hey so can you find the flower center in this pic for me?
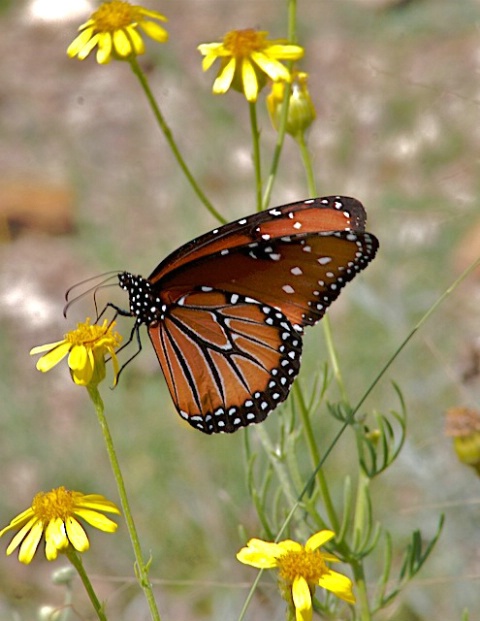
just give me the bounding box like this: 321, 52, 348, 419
65, 319, 117, 348
277, 549, 327, 585
223, 29, 267, 57
32, 487, 79, 522
92, 1, 141, 32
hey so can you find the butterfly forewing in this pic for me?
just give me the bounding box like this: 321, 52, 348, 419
156, 229, 377, 328
148, 196, 368, 283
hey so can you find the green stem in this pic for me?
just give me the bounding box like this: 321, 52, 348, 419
65, 547, 107, 621
296, 132, 348, 400
296, 131, 316, 195
249, 101, 263, 211
128, 56, 226, 224
322, 315, 348, 401
287, 0, 298, 41
293, 383, 339, 532
87, 386, 162, 621
254, 425, 299, 510
351, 559, 372, 621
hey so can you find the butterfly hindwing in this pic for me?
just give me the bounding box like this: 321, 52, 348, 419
147, 289, 302, 434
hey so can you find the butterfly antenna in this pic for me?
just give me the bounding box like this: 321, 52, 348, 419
63, 272, 120, 318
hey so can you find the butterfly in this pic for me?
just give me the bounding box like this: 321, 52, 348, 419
115, 196, 378, 434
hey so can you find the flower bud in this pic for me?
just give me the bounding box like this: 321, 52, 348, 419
266, 71, 316, 138
445, 407, 480, 475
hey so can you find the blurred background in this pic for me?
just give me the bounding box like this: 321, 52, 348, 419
1, 0, 480, 619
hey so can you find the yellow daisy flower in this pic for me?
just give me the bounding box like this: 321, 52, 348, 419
30, 318, 122, 387
0, 487, 120, 564
237, 530, 355, 621
198, 29, 304, 102
67, 1, 168, 65
266, 71, 316, 138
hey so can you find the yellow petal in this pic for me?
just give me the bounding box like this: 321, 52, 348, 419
236, 539, 283, 568
138, 8, 168, 22
292, 576, 313, 621
198, 42, 224, 56
17, 521, 44, 564
322, 552, 340, 563
76, 17, 95, 31
318, 568, 355, 604
126, 26, 145, 55
305, 530, 335, 551
45, 537, 60, 560
35, 342, 71, 372
68, 344, 87, 371
139, 20, 168, 43
251, 52, 291, 82
45, 518, 68, 551
96, 33, 113, 64
277, 539, 303, 552
241, 58, 259, 102
76, 32, 100, 60
201, 52, 219, 71
0, 507, 35, 536
76, 495, 121, 514
65, 517, 89, 552
112, 28, 133, 57
73, 508, 118, 532
213, 57, 236, 94
110, 351, 120, 386
5, 517, 38, 554
66, 27, 95, 57
265, 44, 304, 60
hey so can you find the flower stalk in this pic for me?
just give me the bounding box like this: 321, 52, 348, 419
87, 385, 162, 621
66, 547, 108, 621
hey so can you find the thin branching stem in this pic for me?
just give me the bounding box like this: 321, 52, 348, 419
129, 56, 226, 224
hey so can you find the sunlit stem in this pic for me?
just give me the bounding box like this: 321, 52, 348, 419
128, 56, 226, 224
65, 547, 107, 621
249, 101, 263, 211
262, 80, 291, 210
87, 386, 162, 621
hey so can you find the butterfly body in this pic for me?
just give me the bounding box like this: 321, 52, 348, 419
119, 196, 379, 434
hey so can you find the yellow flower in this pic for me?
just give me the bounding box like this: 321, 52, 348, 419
67, 1, 168, 65
30, 318, 122, 387
237, 530, 355, 621
266, 71, 316, 138
198, 29, 304, 102
0, 487, 120, 564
